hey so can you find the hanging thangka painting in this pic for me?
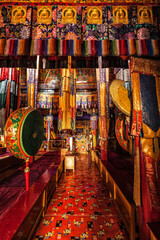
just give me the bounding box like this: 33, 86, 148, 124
82, 6, 108, 41
31, 6, 57, 56
0, 6, 6, 55
4, 6, 32, 56
57, 6, 81, 40
135, 6, 158, 39
108, 6, 159, 56
108, 6, 136, 55
39, 69, 60, 90
56, 6, 82, 56
135, 6, 159, 56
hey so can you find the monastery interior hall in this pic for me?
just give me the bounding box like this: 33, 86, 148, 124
0, 0, 160, 240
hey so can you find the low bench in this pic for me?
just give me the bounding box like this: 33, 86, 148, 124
0, 152, 65, 240
91, 150, 138, 240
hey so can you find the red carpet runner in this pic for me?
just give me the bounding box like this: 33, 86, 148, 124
34, 154, 129, 240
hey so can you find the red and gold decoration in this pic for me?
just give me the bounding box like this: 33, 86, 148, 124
31, 5, 57, 56
4, 5, 32, 56
0, 3, 159, 57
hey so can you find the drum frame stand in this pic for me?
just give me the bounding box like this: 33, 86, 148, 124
24, 158, 30, 191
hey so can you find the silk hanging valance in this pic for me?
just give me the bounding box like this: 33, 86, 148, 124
0, 4, 160, 57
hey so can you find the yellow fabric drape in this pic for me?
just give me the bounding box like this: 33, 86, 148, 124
58, 66, 76, 131
131, 72, 142, 207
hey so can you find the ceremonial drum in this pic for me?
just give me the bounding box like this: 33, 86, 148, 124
4, 107, 44, 159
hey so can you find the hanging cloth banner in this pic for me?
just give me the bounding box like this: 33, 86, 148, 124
0, 4, 159, 57
31, 6, 57, 56
96, 57, 109, 160
0, 6, 6, 55
4, 6, 32, 56
82, 6, 109, 57
58, 68, 76, 131
57, 6, 82, 56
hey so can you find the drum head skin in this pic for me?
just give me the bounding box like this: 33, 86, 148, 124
5, 107, 44, 159
21, 110, 44, 156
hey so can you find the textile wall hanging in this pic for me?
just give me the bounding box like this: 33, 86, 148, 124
0, 6, 6, 55
108, 6, 136, 56
135, 6, 160, 56
0, 4, 159, 57
0, 68, 20, 130
4, 6, 32, 56
57, 6, 82, 56
58, 68, 76, 131
82, 6, 109, 56
27, 68, 38, 108
96, 57, 110, 160
30, 6, 57, 56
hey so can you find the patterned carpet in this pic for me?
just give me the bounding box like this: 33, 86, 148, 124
34, 154, 129, 240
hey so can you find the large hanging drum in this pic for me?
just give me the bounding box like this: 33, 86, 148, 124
4, 107, 44, 159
